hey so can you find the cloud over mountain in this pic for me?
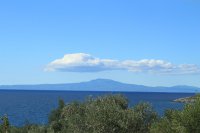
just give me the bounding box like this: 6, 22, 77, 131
45, 53, 200, 75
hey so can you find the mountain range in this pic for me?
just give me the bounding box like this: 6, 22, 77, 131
0, 79, 199, 93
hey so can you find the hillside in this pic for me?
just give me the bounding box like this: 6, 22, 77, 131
0, 79, 199, 93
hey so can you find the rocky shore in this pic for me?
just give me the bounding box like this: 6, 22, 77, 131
174, 96, 196, 103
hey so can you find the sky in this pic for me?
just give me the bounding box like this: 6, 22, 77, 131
0, 0, 200, 87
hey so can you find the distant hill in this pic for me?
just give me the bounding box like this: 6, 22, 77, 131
0, 79, 199, 93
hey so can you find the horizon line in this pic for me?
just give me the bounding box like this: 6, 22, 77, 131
0, 78, 199, 88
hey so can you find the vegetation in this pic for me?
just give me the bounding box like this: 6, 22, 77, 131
0, 115, 10, 133
1, 94, 200, 133
48, 95, 157, 133
150, 95, 200, 133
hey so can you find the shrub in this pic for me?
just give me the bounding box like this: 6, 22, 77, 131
49, 94, 157, 133
0, 115, 10, 133
150, 95, 200, 133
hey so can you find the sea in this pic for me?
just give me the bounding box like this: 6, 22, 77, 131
0, 90, 195, 126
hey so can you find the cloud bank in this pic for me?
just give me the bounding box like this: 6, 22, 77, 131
45, 53, 200, 75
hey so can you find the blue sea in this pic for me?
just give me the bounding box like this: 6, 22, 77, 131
0, 90, 194, 126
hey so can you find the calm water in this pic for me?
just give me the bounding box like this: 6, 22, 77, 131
0, 90, 194, 126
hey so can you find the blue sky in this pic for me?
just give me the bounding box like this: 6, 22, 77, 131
0, 0, 200, 87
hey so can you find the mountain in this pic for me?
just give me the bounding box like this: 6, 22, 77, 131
0, 79, 199, 93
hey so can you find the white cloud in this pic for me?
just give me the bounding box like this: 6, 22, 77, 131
45, 53, 200, 75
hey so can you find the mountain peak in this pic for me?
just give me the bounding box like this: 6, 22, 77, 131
87, 79, 125, 85
0, 79, 199, 92
90, 78, 119, 83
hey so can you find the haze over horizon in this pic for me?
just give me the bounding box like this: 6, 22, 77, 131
0, 0, 200, 88
0, 78, 199, 93
0, 78, 199, 88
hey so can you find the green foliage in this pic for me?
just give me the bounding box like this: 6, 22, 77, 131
180, 96, 200, 132
0, 115, 10, 133
150, 96, 200, 133
48, 99, 65, 132
49, 94, 157, 133
6, 94, 200, 133
48, 99, 65, 123
9, 124, 49, 133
